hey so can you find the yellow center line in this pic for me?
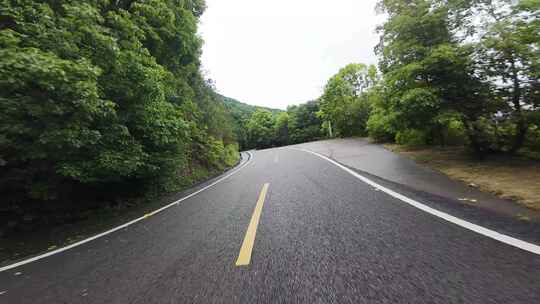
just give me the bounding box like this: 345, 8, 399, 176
236, 183, 270, 266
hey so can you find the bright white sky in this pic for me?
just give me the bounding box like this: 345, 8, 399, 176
199, 0, 385, 109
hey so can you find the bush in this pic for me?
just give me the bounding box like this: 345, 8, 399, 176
367, 111, 396, 142
203, 138, 239, 170
223, 143, 240, 167
524, 112, 540, 152
0, 1, 239, 227
525, 124, 540, 152
395, 129, 428, 147
429, 114, 466, 146
442, 118, 466, 146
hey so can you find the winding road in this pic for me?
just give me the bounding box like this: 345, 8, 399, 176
1, 148, 539, 303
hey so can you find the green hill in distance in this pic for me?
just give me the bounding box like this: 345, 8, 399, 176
218, 95, 283, 150
220, 95, 282, 119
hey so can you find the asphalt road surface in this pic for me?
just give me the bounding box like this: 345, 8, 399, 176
1, 148, 539, 303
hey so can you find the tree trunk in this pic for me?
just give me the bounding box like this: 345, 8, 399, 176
510, 119, 528, 154
463, 119, 486, 159
508, 58, 527, 154
328, 121, 333, 138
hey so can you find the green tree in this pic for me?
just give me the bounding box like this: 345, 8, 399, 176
474, 0, 540, 153
246, 109, 276, 149
274, 112, 290, 146
288, 101, 324, 144
374, 0, 495, 154
0, 0, 240, 219
220, 95, 282, 150
319, 63, 377, 137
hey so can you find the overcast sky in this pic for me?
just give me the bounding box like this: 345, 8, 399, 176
199, 0, 385, 109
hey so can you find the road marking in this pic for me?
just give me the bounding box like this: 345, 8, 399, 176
236, 183, 270, 266
0, 290, 6, 295
0, 152, 254, 273
291, 147, 540, 255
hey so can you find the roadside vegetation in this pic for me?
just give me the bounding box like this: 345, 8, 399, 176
0, 0, 538, 248
218, 96, 325, 150
236, 0, 539, 210
386, 145, 540, 211
220, 95, 283, 150
365, 0, 539, 157
0, 0, 239, 236
243, 0, 539, 158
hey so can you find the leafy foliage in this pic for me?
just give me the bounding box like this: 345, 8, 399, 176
220, 95, 281, 149
319, 64, 377, 137
1, 0, 539, 232
0, 0, 239, 221
240, 101, 324, 150
292, 0, 539, 158
287, 101, 324, 144
368, 0, 539, 156
246, 109, 276, 149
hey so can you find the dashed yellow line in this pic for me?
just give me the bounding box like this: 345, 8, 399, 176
236, 183, 270, 266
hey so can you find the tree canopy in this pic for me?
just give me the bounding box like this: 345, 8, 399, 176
319, 63, 378, 137
0, 0, 239, 218
1, 0, 539, 233
365, 0, 539, 156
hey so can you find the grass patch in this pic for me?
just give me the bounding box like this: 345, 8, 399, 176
385, 144, 540, 211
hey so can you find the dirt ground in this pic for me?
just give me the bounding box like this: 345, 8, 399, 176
385, 145, 540, 211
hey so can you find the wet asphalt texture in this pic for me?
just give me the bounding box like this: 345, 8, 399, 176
295, 138, 540, 220
0, 148, 539, 303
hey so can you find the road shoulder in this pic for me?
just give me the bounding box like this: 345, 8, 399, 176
294, 139, 540, 246
0, 152, 252, 269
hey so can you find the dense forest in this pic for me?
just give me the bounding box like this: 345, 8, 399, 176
0, 0, 538, 234
219, 95, 282, 150
366, 0, 539, 157
0, 0, 240, 230
241, 0, 540, 159
224, 97, 325, 150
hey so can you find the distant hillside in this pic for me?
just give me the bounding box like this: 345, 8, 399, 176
220, 95, 282, 119
218, 95, 282, 150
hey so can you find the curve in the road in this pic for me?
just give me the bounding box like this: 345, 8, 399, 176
0, 151, 254, 273
291, 147, 540, 255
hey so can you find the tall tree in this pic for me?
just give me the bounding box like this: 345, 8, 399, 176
319, 63, 376, 137
288, 101, 324, 144
246, 109, 275, 149
274, 112, 290, 146
474, 0, 540, 153
375, 0, 495, 154
0, 0, 240, 217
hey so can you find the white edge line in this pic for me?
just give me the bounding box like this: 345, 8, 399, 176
0, 152, 253, 273
290, 147, 540, 255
